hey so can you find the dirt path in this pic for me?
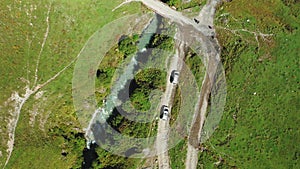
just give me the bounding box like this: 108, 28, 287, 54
33, 3, 51, 87
185, 0, 222, 168
2, 2, 88, 166
3, 55, 80, 169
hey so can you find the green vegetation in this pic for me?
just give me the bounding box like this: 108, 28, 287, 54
147, 34, 174, 51
93, 148, 140, 169
169, 87, 187, 169
118, 34, 139, 56
90, 25, 175, 169
90, 16, 176, 169
95, 34, 139, 107
135, 68, 166, 90
170, 139, 187, 169
161, 0, 206, 11
130, 22, 176, 113
107, 109, 158, 138
90, 65, 166, 169
145, 23, 176, 70
198, 0, 300, 168
170, 86, 181, 126
0, 0, 143, 168
185, 50, 206, 88
131, 68, 166, 112
2, 0, 298, 168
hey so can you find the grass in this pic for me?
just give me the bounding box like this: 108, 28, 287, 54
0, 0, 143, 168
1, 0, 299, 168
169, 139, 188, 169
185, 49, 206, 89
169, 87, 188, 169
170, 86, 181, 126
6, 145, 77, 169
198, 0, 300, 168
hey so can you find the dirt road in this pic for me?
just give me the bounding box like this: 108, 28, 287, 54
138, 1, 222, 169
185, 1, 222, 168
116, 0, 222, 169
156, 30, 186, 169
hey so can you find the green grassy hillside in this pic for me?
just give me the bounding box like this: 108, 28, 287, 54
0, 0, 142, 168
198, 0, 300, 168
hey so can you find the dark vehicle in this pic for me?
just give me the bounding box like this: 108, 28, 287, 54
194, 18, 199, 24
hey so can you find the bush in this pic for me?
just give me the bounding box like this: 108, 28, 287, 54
147, 34, 174, 51
130, 68, 166, 112
118, 35, 138, 56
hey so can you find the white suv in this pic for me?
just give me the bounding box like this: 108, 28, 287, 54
160, 106, 169, 121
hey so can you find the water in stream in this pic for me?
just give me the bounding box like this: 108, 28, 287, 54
82, 14, 162, 167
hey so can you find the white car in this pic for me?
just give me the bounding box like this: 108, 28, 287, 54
170, 70, 179, 84
160, 106, 169, 121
